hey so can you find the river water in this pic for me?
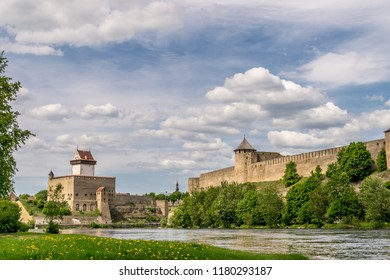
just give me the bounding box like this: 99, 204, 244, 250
62, 228, 390, 260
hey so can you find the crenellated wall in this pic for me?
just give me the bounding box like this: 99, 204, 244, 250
190, 136, 388, 190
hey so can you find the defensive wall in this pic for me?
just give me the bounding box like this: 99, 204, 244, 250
189, 134, 388, 191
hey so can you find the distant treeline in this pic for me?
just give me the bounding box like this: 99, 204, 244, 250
171, 143, 390, 228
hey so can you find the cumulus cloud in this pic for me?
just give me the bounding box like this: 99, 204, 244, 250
0, 0, 181, 54
206, 67, 324, 115
29, 103, 69, 121
385, 100, 390, 107
81, 103, 119, 118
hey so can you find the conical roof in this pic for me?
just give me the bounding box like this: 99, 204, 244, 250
234, 137, 256, 151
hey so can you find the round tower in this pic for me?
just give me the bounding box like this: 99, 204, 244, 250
385, 128, 390, 170
234, 137, 256, 183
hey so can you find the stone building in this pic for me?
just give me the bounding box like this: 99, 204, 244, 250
48, 149, 166, 224
188, 128, 390, 192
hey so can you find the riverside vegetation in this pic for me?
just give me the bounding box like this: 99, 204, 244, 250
171, 143, 390, 229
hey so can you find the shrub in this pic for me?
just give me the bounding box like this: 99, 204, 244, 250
46, 220, 60, 234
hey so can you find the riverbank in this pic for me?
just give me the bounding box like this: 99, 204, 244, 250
0, 232, 308, 260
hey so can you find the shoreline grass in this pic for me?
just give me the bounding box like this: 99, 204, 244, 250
0, 233, 307, 260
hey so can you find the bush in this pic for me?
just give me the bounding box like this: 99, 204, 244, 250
0, 200, 22, 233
46, 220, 60, 234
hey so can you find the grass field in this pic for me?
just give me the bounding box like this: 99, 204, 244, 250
0, 233, 308, 260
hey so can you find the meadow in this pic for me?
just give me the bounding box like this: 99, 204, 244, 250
0, 233, 307, 260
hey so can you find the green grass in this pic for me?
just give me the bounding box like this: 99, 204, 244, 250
0, 233, 307, 260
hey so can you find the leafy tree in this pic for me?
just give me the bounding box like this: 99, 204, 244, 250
283, 175, 321, 224
209, 182, 244, 228
376, 148, 387, 172
336, 142, 374, 182
0, 52, 34, 198
282, 161, 300, 187
324, 170, 362, 223
360, 176, 390, 227
257, 185, 284, 227
43, 183, 70, 233
325, 162, 339, 178
0, 200, 22, 233
237, 189, 264, 226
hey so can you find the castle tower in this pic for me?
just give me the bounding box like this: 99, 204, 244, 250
234, 137, 256, 183
385, 128, 390, 170
70, 149, 97, 176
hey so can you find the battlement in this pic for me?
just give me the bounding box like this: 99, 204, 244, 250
189, 133, 388, 191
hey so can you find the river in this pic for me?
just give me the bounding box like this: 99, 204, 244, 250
62, 228, 390, 260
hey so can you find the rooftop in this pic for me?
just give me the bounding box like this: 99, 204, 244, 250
234, 137, 256, 151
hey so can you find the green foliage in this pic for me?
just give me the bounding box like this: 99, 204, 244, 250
376, 148, 387, 172
257, 185, 284, 227
0, 52, 34, 198
282, 161, 300, 187
336, 142, 374, 182
46, 220, 60, 234
283, 175, 321, 224
43, 184, 70, 233
360, 176, 390, 227
0, 199, 21, 233
172, 182, 284, 228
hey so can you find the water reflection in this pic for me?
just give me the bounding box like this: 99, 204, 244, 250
62, 228, 390, 260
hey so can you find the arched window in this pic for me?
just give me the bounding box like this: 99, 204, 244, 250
83, 204, 87, 211
75, 204, 79, 211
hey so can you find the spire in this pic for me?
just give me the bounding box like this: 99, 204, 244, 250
175, 180, 179, 192
234, 137, 256, 152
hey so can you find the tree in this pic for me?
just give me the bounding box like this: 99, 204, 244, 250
336, 142, 374, 182
257, 185, 284, 227
0, 200, 22, 233
282, 161, 300, 187
0, 51, 34, 198
360, 176, 390, 227
43, 183, 70, 233
376, 148, 387, 172
283, 175, 321, 224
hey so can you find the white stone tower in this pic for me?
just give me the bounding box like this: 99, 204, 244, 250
70, 149, 96, 176
234, 137, 256, 183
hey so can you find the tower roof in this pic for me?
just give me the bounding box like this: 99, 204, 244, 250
234, 137, 256, 151
70, 149, 96, 165
385, 128, 390, 133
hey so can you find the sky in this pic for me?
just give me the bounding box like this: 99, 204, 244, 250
1, 0, 390, 195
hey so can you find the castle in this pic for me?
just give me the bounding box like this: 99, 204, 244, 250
47, 149, 166, 224
188, 128, 390, 192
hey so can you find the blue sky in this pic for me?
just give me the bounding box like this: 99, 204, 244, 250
1, 0, 390, 195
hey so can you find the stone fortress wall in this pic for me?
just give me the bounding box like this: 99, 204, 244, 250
188, 130, 390, 192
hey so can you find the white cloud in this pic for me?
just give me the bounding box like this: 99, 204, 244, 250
0, 0, 181, 54
385, 100, 390, 107
29, 104, 69, 121
272, 102, 349, 129
295, 52, 390, 87
206, 67, 324, 114
81, 103, 119, 118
